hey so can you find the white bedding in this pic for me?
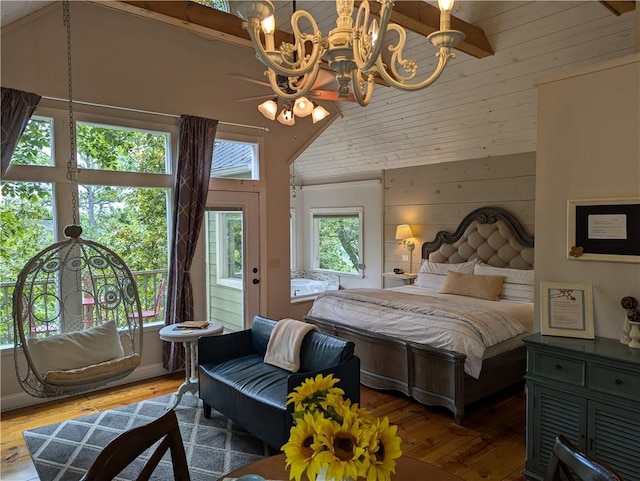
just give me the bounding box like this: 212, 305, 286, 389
307, 286, 533, 379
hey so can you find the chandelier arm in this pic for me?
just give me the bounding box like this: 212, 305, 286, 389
375, 47, 452, 91
351, 70, 376, 106
352, 0, 394, 73
265, 67, 321, 101
244, 14, 323, 78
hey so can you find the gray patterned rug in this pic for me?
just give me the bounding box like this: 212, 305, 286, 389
23, 393, 274, 481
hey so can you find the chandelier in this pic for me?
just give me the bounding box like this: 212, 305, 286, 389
230, 0, 465, 108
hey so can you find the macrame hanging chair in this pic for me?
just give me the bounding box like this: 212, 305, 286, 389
12, 1, 143, 398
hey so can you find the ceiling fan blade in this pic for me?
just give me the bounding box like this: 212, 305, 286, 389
308, 90, 356, 102
234, 94, 277, 102
311, 69, 337, 90
229, 73, 270, 88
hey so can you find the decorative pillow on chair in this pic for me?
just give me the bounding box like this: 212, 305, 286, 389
474, 263, 535, 303
27, 321, 125, 375
440, 271, 506, 301
414, 259, 478, 292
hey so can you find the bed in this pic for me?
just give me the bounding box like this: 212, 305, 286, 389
304, 206, 534, 423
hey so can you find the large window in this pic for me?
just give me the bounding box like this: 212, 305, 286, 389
0, 107, 174, 346
310, 207, 363, 276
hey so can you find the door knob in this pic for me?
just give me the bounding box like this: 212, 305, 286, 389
252, 278, 260, 285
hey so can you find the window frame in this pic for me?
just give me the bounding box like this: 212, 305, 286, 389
214, 210, 244, 290
309, 206, 364, 277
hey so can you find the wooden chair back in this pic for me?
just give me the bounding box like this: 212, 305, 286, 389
544, 435, 624, 481
80, 409, 190, 481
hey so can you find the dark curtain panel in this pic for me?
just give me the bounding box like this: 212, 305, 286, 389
163, 115, 218, 372
1, 87, 41, 177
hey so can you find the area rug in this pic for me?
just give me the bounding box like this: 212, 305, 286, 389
23, 393, 274, 481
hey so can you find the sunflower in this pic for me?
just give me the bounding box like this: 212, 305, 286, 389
287, 373, 345, 413
364, 417, 403, 481
314, 417, 371, 481
283, 411, 328, 481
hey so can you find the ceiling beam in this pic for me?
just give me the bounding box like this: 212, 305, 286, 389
358, 1, 493, 59
598, 1, 636, 16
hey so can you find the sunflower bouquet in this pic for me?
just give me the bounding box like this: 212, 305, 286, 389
282, 374, 402, 481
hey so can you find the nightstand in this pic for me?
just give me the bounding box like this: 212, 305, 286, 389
383, 272, 417, 285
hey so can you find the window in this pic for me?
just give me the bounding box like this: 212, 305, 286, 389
0, 107, 175, 346
214, 211, 243, 288
310, 207, 363, 276
211, 140, 259, 180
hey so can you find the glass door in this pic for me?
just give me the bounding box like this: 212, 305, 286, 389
205, 191, 259, 331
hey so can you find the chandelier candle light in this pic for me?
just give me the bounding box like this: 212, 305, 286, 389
231, 0, 464, 114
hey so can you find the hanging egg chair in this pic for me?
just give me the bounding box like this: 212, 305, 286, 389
13, 225, 144, 398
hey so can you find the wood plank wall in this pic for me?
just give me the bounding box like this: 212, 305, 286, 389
383, 153, 536, 284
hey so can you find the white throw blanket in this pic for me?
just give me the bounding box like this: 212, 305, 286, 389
308, 289, 527, 378
264, 318, 317, 372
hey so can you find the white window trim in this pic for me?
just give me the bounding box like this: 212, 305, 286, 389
309, 206, 364, 277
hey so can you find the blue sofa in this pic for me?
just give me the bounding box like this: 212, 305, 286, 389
198, 316, 360, 450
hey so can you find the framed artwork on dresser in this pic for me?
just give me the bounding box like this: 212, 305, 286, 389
567, 197, 640, 263
541, 282, 595, 339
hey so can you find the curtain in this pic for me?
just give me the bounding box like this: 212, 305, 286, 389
163, 115, 218, 372
1, 87, 41, 177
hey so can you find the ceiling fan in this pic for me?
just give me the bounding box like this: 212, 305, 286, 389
231, 69, 356, 104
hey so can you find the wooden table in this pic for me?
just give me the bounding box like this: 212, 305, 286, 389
219, 453, 464, 481
158, 321, 223, 408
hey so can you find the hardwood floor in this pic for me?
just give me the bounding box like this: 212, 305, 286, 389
1, 374, 527, 481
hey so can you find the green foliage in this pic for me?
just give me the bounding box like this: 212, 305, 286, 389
318, 217, 360, 274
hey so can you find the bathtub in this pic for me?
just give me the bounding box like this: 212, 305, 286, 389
291, 278, 329, 298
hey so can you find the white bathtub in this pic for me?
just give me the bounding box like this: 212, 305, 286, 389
291, 278, 329, 297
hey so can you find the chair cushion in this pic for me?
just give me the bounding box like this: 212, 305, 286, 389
27, 321, 125, 374
202, 354, 289, 409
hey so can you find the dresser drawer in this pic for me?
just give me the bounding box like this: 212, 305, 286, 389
531, 351, 586, 386
589, 364, 640, 401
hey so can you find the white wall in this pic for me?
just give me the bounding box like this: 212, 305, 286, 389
535, 54, 640, 339
292, 180, 384, 289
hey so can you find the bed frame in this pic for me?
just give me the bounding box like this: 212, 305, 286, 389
305, 206, 534, 423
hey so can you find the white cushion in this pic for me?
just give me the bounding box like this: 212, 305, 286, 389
27, 321, 125, 375
44, 354, 141, 386
414, 260, 478, 291
474, 263, 535, 303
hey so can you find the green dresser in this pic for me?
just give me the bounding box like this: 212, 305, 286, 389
523, 333, 640, 481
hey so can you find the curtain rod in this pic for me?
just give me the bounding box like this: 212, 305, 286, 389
41, 95, 270, 132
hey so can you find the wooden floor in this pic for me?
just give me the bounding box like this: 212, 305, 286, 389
1, 374, 527, 481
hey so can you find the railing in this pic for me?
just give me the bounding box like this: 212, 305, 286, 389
0, 269, 167, 346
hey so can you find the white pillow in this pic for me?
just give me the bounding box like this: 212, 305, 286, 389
414, 259, 478, 291
27, 321, 125, 375
474, 263, 534, 303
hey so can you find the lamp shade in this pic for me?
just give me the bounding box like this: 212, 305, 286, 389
258, 99, 278, 120
277, 106, 295, 126
293, 97, 314, 117
395, 224, 413, 241
311, 105, 330, 123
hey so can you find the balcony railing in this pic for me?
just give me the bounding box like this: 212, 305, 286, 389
0, 269, 167, 347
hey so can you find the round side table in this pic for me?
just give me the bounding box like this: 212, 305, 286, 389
159, 321, 223, 409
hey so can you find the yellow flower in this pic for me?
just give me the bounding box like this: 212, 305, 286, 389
287, 373, 345, 413
282, 411, 327, 481
364, 417, 403, 481
284, 374, 402, 481
314, 417, 371, 481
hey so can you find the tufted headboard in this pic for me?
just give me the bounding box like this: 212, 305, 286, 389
421, 207, 534, 269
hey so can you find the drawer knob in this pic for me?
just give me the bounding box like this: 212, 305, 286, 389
615, 379, 623, 385
555, 364, 562, 370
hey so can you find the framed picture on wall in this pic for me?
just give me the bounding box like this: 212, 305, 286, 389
540, 282, 595, 339
567, 197, 640, 263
